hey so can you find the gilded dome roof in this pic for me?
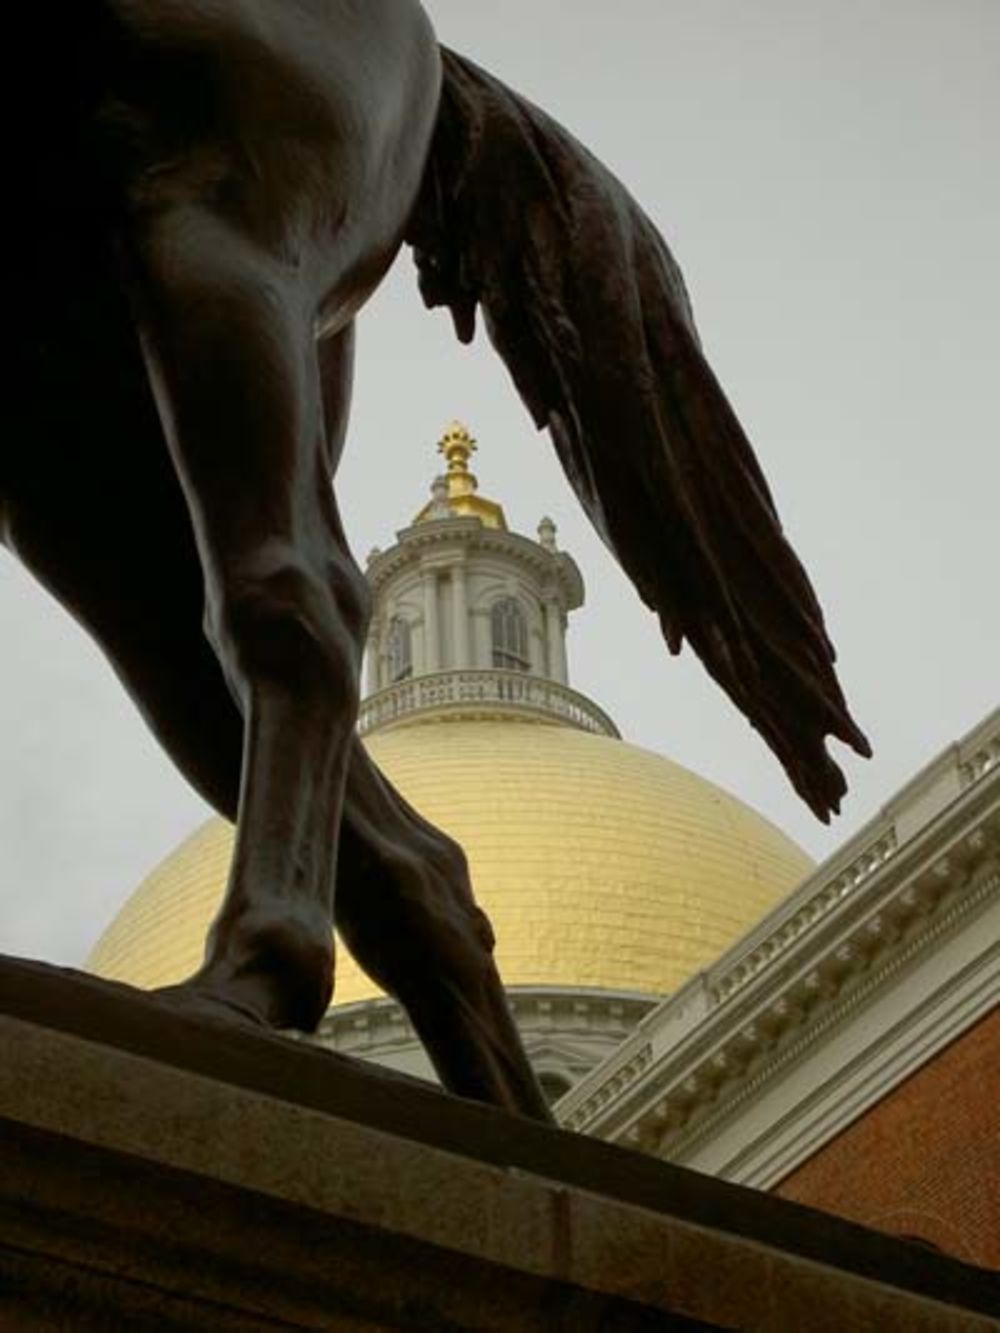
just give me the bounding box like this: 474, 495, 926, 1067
87, 718, 813, 1003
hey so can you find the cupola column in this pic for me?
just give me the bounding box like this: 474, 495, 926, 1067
365, 625, 381, 695
452, 561, 470, 669
423, 571, 440, 672
545, 597, 569, 685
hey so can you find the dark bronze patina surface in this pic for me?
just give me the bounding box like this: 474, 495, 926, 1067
3, 3, 868, 1120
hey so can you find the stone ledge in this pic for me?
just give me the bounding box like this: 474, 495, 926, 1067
1, 956, 997, 1330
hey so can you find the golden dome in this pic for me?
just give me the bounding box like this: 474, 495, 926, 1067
87, 719, 812, 1002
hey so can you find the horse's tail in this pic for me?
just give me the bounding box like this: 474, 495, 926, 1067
406, 47, 870, 822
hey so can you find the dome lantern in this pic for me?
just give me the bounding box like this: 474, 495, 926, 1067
361, 424, 606, 736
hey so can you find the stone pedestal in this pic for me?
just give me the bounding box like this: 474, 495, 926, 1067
1, 957, 996, 1330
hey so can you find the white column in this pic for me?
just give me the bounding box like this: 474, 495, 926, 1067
545, 598, 568, 684
423, 571, 440, 672
529, 624, 545, 676
452, 563, 470, 669
365, 628, 381, 696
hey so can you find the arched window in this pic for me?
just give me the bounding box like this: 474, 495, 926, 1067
491, 597, 530, 672
386, 616, 412, 683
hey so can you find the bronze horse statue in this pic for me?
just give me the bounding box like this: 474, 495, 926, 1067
4, 1, 869, 1122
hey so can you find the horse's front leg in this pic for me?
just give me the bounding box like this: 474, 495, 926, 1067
134, 206, 367, 1030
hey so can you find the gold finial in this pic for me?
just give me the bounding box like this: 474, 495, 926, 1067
437, 422, 479, 502
412, 422, 507, 530
438, 421, 478, 485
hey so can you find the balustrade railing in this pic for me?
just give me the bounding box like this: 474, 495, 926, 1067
358, 669, 619, 738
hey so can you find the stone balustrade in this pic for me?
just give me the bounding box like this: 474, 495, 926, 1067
358, 668, 620, 738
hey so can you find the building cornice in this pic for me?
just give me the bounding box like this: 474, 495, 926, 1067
367, 518, 585, 611
558, 711, 1000, 1182
318, 986, 658, 1062
697, 884, 998, 1187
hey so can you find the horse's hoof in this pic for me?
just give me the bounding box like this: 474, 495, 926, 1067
152, 982, 274, 1031
163, 909, 335, 1033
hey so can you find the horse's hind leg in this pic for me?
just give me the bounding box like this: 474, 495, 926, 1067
336, 743, 552, 1121
22, 223, 547, 1117
313, 322, 550, 1120
133, 208, 368, 1030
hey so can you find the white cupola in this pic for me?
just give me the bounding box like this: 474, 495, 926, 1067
361, 423, 616, 738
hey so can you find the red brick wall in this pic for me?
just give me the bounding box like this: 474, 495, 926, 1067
774, 1008, 1000, 1268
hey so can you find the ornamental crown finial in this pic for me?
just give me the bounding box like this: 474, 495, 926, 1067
412, 422, 507, 530
438, 421, 478, 477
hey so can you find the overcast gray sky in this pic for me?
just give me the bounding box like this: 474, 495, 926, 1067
2, 0, 997, 968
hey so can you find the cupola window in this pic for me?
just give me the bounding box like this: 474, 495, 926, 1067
491, 597, 530, 672
387, 616, 413, 683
